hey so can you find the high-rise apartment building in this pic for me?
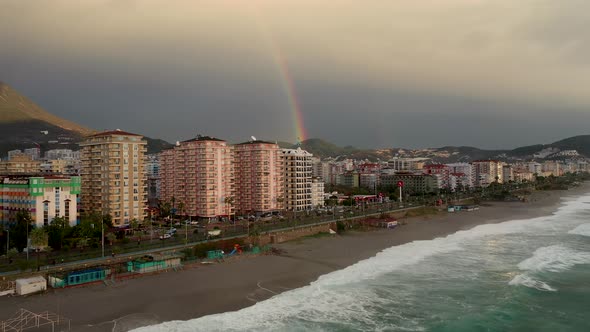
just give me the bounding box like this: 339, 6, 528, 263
311, 177, 325, 208
146, 154, 160, 207
79, 130, 147, 227
471, 160, 504, 187
281, 148, 313, 211
0, 154, 41, 173
160, 136, 235, 221
234, 140, 284, 215
388, 157, 430, 171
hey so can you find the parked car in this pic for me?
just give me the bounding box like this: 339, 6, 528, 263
159, 233, 172, 240
190, 220, 199, 225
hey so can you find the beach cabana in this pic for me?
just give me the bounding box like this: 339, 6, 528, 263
16, 276, 47, 295
127, 253, 182, 274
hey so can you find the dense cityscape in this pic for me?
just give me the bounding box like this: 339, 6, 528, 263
1, 129, 588, 253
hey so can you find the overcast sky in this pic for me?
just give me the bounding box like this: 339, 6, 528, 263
1, 0, 589, 149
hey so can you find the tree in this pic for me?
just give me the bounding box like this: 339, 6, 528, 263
11, 211, 33, 252
47, 216, 71, 250
129, 219, 139, 232
30, 227, 48, 268
77, 238, 89, 250
30, 227, 48, 251
158, 200, 171, 219
223, 197, 233, 221
103, 214, 114, 229
178, 201, 185, 216
106, 233, 116, 246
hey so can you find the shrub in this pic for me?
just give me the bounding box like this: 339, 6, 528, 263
336, 221, 346, 233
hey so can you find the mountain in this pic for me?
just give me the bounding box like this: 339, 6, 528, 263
282, 138, 390, 161
549, 135, 590, 157
0, 82, 172, 156
281, 136, 590, 163
144, 137, 174, 155
0, 82, 93, 135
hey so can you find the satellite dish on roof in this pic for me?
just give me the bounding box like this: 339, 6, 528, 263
251, 136, 257, 141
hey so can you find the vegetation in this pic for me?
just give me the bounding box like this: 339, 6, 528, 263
10, 211, 33, 252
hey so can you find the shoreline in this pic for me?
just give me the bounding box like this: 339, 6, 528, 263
1, 184, 589, 331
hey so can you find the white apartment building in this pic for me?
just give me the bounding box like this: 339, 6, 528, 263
388, 157, 430, 171
311, 177, 325, 208
282, 148, 313, 211
446, 163, 474, 187
471, 160, 504, 187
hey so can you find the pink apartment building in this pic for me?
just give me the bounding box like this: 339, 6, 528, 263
234, 140, 284, 215
160, 136, 235, 221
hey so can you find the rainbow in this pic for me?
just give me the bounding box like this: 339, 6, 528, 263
253, 8, 307, 143
268, 45, 307, 143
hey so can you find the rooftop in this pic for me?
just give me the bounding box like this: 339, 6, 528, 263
235, 140, 277, 146
181, 135, 225, 143
88, 129, 142, 138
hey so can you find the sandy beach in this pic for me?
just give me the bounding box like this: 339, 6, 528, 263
1, 184, 589, 331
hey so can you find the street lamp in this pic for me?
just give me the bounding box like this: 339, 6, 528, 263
101, 218, 105, 258
26, 221, 29, 261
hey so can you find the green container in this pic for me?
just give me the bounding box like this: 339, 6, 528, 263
207, 250, 224, 260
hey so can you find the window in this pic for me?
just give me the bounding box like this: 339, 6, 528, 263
55, 188, 60, 217
65, 200, 70, 220
43, 201, 49, 226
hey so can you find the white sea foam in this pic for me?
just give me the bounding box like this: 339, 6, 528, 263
517, 245, 590, 273
568, 223, 590, 237
508, 274, 556, 292
509, 244, 590, 292
134, 193, 590, 332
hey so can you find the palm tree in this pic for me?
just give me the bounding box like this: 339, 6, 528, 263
106, 233, 116, 246
177, 202, 185, 219
129, 218, 139, 237
224, 196, 234, 222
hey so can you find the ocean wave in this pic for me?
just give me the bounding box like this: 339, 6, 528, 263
508, 274, 556, 292
517, 245, 590, 273
134, 194, 590, 332
568, 223, 590, 237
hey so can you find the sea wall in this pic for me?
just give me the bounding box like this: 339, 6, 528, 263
254, 223, 336, 246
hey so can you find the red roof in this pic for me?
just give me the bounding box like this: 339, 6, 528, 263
89, 130, 142, 138
424, 164, 447, 169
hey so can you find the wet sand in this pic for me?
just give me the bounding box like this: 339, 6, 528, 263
1, 185, 588, 331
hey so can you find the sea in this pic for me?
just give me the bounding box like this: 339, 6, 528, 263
135, 193, 590, 332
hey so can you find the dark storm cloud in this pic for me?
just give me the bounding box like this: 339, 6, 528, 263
1, 0, 590, 149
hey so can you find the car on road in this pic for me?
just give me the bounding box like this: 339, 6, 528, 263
190, 220, 199, 225
159, 233, 172, 240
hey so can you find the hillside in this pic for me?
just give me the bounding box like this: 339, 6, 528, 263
0, 82, 94, 135
0, 82, 172, 156
549, 135, 590, 156
284, 138, 390, 161
291, 136, 590, 163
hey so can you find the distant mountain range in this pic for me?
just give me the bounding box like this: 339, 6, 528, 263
279, 137, 590, 163
1, 81, 589, 161
0, 82, 172, 156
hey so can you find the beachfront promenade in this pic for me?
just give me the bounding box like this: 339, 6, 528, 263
0, 201, 446, 278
